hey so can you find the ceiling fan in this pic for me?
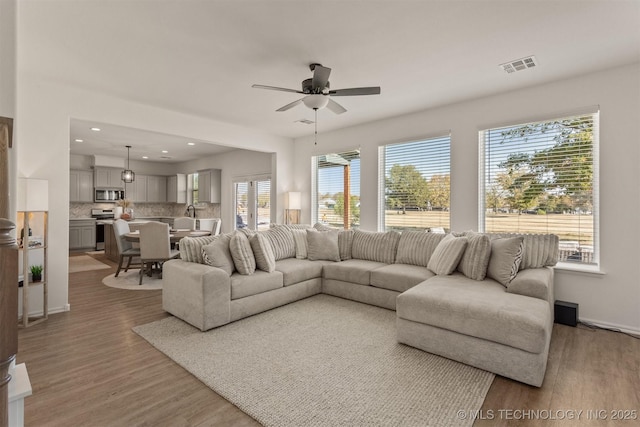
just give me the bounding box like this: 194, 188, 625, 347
252, 63, 381, 114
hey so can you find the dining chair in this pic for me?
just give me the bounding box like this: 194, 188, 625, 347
197, 218, 221, 235
112, 219, 141, 277
138, 221, 180, 285
174, 217, 196, 230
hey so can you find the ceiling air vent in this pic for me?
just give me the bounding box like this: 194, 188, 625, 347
295, 119, 315, 125
499, 56, 537, 74
160, 156, 173, 160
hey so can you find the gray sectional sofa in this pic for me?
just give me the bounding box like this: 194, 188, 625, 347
162, 224, 559, 387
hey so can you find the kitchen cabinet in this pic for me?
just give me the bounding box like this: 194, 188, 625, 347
69, 219, 96, 250
69, 170, 94, 202
147, 175, 167, 203
94, 167, 124, 189
167, 174, 187, 203
128, 175, 167, 203
198, 169, 221, 203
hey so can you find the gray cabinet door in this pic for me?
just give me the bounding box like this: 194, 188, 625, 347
70, 170, 94, 202
69, 227, 81, 249
147, 176, 167, 202
70, 171, 80, 201
94, 167, 124, 189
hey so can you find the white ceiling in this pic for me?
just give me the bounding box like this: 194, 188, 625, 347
33, 0, 638, 161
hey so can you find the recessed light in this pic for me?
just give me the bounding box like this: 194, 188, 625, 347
187, 142, 195, 146
74, 139, 83, 142
142, 156, 149, 159
90, 127, 101, 132
161, 150, 168, 153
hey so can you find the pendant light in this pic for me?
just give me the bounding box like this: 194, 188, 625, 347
121, 145, 135, 183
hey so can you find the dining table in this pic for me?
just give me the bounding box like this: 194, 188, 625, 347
124, 229, 211, 243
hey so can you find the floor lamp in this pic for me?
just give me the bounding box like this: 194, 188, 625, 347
285, 192, 301, 225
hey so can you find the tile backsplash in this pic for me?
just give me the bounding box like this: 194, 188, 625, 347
70, 202, 221, 219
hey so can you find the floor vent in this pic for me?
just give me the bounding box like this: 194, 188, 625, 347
499, 55, 537, 74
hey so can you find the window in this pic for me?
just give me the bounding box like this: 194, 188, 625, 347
312, 150, 360, 229
234, 177, 271, 231
379, 135, 451, 232
480, 111, 599, 267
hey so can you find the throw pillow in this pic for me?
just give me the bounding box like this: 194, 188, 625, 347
229, 232, 256, 275
201, 234, 235, 276
313, 222, 334, 231
260, 225, 296, 260
427, 234, 469, 275
291, 228, 310, 259
306, 229, 341, 262
486, 236, 525, 286
250, 233, 276, 273
178, 235, 216, 264
396, 231, 446, 267
457, 231, 492, 280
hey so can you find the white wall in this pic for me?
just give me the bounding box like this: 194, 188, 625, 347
293, 63, 640, 332
0, 0, 17, 221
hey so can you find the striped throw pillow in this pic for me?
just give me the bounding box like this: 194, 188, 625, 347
179, 235, 217, 264
427, 234, 469, 275
457, 231, 492, 280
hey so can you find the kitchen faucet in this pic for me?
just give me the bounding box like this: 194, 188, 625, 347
185, 204, 196, 218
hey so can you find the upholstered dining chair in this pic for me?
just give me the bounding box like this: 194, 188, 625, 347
113, 219, 141, 277
138, 221, 180, 285
196, 218, 221, 235
173, 217, 196, 230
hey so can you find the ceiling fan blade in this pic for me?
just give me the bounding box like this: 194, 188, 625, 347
252, 84, 304, 94
276, 98, 304, 112
329, 87, 381, 96
311, 65, 331, 92
326, 98, 347, 115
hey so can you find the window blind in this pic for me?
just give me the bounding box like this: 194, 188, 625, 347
255, 179, 271, 230
379, 135, 451, 231
480, 112, 599, 266
312, 150, 360, 229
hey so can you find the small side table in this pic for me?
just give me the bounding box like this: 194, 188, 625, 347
8, 363, 32, 427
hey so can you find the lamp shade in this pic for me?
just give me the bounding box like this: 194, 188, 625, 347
17, 178, 49, 211
287, 192, 301, 210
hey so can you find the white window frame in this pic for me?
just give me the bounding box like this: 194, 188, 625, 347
478, 108, 600, 272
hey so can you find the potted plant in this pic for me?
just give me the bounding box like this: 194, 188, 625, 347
116, 198, 134, 220
30, 264, 43, 282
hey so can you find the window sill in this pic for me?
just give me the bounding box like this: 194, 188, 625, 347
554, 262, 605, 275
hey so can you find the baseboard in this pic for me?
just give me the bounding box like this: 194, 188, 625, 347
578, 317, 640, 337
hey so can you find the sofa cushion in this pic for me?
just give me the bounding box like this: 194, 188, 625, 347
275, 258, 330, 286
291, 229, 309, 259
486, 236, 524, 286
201, 234, 235, 276
261, 225, 296, 261
250, 233, 276, 273
488, 233, 559, 269
179, 235, 216, 264
395, 231, 445, 267
323, 259, 387, 286
307, 229, 341, 262
230, 270, 284, 300
427, 234, 468, 275
370, 263, 434, 293
397, 274, 550, 354
351, 230, 401, 264
506, 267, 552, 301
338, 229, 354, 261
457, 231, 491, 280
229, 232, 256, 275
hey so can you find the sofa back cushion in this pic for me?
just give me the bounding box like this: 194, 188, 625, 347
487, 233, 559, 269
396, 231, 445, 267
179, 235, 217, 264
351, 230, 401, 264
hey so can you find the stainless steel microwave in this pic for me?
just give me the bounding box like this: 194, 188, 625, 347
95, 188, 125, 203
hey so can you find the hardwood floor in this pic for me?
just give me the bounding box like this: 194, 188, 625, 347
17, 253, 640, 426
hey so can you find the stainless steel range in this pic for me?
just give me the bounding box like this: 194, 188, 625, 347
91, 208, 116, 250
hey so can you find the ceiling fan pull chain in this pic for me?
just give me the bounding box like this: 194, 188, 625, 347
314, 109, 318, 145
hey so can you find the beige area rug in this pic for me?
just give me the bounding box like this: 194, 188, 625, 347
69, 254, 111, 273
134, 295, 494, 427
102, 270, 162, 290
